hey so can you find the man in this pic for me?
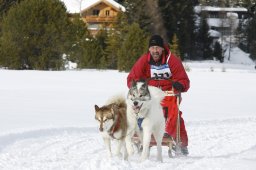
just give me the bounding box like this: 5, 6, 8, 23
127, 34, 190, 155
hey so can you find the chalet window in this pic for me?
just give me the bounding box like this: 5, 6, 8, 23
105, 10, 110, 16
93, 9, 100, 16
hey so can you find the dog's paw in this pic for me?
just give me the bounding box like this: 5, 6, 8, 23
139, 156, 147, 162
157, 156, 163, 162
107, 151, 112, 158
127, 147, 134, 156
140, 149, 150, 162
125, 142, 134, 156
123, 152, 128, 161
113, 152, 122, 157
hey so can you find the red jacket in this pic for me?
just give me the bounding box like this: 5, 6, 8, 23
127, 46, 190, 92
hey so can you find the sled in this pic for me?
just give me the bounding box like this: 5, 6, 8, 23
132, 90, 183, 158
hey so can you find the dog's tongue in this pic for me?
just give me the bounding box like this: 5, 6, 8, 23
132, 105, 140, 113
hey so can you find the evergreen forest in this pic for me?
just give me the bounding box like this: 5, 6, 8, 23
0, 0, 255, 70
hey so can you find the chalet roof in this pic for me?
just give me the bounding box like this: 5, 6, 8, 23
61, 0, 125, 14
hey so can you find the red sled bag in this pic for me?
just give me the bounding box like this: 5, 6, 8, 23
161, 93, 188, 147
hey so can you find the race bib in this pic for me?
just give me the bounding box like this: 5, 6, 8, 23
150, 64, 172, 79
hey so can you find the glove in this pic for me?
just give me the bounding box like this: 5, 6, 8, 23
172, 81, 184, 92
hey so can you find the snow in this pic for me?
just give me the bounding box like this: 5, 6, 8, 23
60, 0, 125, 14
224, 47, 254, 64
194, 6, 247, 13
207, 18, 239, 28
0, 49, 256, 169
227, 12, 238, 18
208, 29, 221, 38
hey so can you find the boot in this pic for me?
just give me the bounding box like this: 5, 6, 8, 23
181, 146, 189, 155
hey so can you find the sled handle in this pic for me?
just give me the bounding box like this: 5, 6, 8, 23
145, 77, 182, 94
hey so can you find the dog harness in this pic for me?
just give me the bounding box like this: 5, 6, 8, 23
108, 114, 120, 138
137, 118, 144, 131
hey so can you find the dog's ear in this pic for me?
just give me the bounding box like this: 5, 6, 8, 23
131, 79, 137, 87
141, 80, 149, 90
94, 105, 99, 111
140, 80, 151, 98
141, 82, 147, 88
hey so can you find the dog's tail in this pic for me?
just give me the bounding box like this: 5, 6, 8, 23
105, 94, 126, 108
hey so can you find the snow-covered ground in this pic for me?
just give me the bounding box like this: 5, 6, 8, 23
1, 48, 256, 169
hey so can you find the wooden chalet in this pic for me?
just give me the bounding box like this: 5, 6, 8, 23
66, 0, 125, 36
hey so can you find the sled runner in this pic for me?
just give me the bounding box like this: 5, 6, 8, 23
132, 89, 183, 158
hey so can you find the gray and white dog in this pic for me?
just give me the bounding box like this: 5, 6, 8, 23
125, 80, 165, 162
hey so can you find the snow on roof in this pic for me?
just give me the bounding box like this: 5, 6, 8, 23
60, 0, 92, 13
194, 5, 247, 13
60, 0, 125, 14
203, 6, 247, 12
208, 29, 221, 38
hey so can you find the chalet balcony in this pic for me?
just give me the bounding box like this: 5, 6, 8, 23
83, 16, 116, 23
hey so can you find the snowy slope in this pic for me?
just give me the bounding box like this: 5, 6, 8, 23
0, 44, 255, 170
0, 64, 256, 169
0, 118, 256, 170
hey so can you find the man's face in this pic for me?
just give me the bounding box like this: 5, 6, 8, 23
149, 46, 164, 62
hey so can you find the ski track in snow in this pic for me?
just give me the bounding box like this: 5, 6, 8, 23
0, 118, 256, 170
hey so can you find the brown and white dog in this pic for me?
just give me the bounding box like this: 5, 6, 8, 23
94, 95, 128, 159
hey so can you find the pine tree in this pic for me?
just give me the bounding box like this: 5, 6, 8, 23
114, 0, 125, 4
247, 6, 256, 60
213, 41, 223, 62
117, 23, 148, 72
196, 12, 213, 60
158, 0, 196, 60
0, 0, 73, 70
234, 0, 244, 6
104, 30, 120, 69
170, 34, 181, 58
123, 0, 151, 32
104, 12, 129, 69
0, 0, 24, 16
0, 0, 24, 35
241, 0, 253, 8
67, 17, 104, 69
78, 37, 103, 69
94, 28, 107, 68
66, 15, 92, 66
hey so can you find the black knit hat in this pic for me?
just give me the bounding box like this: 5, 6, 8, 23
149, 35, 164, 48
